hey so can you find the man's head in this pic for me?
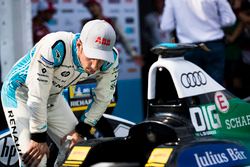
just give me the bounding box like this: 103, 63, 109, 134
153, 0, 164, 14
84, 0, 103, 18
76, 19, 116, 74
37, 0, 56, 21
84, 0, 101, 7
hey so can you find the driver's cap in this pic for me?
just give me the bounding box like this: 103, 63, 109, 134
80, 19, 116, 63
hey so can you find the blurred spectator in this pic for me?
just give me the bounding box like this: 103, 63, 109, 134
238, 0, 250, 63
144, 0, 173, 47
32, 0, 56, 44
82, 0, 143, 65
161, 0, 236, 85
141, 0, 173, 112
224, 0, 245, 97
82, 0, 143, 117
237, 0, 250, 97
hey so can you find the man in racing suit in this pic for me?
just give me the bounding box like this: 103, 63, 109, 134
1, 19, 119, 167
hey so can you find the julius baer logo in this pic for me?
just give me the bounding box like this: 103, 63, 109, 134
193, 146, 248, 167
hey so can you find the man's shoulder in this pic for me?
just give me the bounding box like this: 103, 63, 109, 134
36, 31, 75, 67
39, 31, 74, 48
44, 31, 74, 40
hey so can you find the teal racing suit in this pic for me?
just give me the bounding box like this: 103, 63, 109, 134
1, 31, 119, 166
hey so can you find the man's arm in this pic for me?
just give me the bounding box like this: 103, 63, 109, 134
113, 21, 137, 57
226, 22, 244, 43
75, 48, 119, 136
218, 0, 237, 27
239, 11, 250, 24
23, 39, 62, 166
144, 14, 159, 47
26, 41, 61, 141
160, 0, 175, 32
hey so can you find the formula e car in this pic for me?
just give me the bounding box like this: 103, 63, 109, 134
61, 43, 250, 167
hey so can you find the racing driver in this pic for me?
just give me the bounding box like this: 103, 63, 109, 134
1, 19, 119, 167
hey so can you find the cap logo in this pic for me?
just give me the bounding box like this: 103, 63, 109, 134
95, 36, 111, 46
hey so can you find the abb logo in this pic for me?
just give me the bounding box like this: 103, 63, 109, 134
95, 37, 111, 46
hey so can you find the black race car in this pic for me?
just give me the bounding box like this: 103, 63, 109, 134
61, 43, 250, 167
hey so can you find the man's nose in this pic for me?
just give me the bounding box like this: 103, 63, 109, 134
91, 60, 100, 70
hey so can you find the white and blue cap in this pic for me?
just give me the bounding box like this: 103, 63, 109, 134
80, 19, 116, 63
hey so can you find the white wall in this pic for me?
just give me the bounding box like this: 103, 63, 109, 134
0, 0, 32, 81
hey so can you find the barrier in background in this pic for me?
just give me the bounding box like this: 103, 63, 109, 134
0, 0, 32, 166
0, 0, 32, 81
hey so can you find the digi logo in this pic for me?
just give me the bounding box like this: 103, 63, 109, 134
0, 137, 19, 166
190, 104, 222, 135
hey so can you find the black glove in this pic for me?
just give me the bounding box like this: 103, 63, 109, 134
75, 122, 94, 139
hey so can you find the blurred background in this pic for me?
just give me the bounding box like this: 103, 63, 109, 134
1, 0, 250, 122
1, 0, 250, 166
0, 0, 250, 124
0, 0, 148, 124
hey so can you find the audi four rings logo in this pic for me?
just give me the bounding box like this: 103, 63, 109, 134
181, 71, 207, 88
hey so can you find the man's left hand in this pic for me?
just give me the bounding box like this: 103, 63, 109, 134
61, 130, 83, 148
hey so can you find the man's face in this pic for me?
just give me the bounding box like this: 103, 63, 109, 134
41, 10, 55, 22
77, 40, 104, 74
87, 3, 102, 17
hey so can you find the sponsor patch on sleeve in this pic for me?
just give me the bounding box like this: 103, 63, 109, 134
41, 55, 54, 66
51, 40, 66, 67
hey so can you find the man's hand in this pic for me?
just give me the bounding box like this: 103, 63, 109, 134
22, 140, 49, 167
70, 131, 83, 148
239, 12, 250, 24
61, 130, 83, 148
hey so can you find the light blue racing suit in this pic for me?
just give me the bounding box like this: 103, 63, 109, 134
1, 31, 119, 166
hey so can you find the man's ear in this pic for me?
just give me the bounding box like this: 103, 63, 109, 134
76, 39, 82, 48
